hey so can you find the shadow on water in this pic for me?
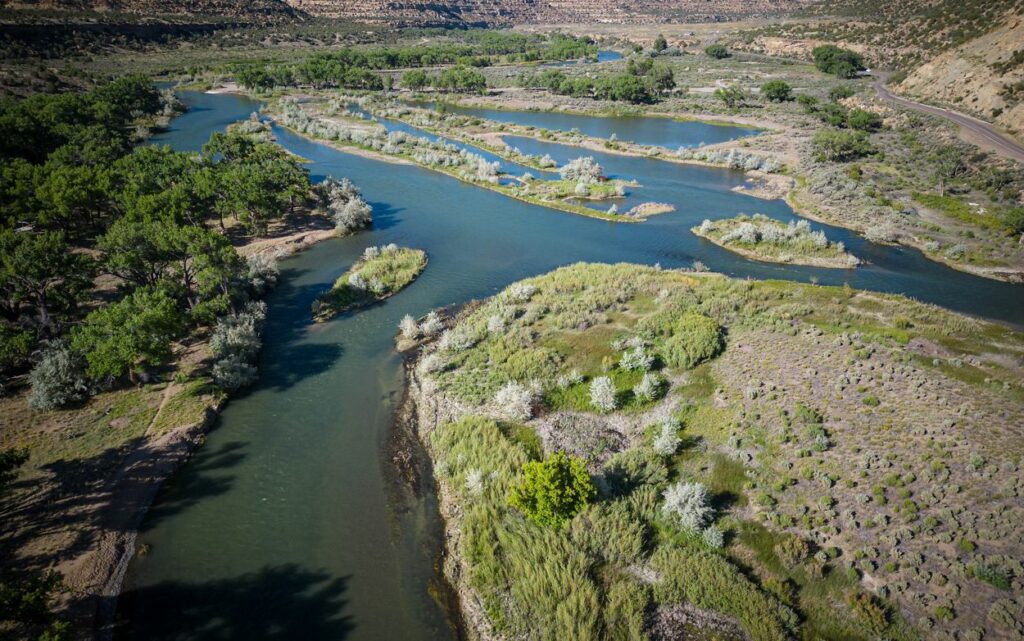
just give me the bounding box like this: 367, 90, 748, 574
140, 440, 248, 532
114, 565, 355, 641
367, 202, 405, 232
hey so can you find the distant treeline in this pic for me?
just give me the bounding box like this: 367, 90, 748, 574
233, 33, 596, 91
521, 56, 675, 104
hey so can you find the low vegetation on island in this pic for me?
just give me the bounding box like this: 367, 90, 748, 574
408, 262, 1024, 641
694, 214, 861, 268
313, 244, 427, 321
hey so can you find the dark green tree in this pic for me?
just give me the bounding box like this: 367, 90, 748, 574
760, 80, 793, 102
71, 287, 185, 381
705, 44, 730, 59
0, 230, 95, 337
812, 45, 865, 78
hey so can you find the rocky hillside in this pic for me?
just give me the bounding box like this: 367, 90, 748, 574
1, 0, 305, 21
286, 0, 815, 25
2, 0, 814, 25
897, 13, 1024, 142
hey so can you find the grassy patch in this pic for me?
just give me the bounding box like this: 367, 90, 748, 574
313, 245, 426, 321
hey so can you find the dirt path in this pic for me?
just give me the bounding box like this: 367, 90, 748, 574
874, 74, 1024, 162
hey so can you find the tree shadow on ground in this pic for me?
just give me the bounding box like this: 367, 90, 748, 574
111, 564, 354, 641
0, 437, 248, 576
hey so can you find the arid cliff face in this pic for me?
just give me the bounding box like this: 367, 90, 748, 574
898, 14, 1024, 141
3, 0, 814, 25
287, 0, 815, 25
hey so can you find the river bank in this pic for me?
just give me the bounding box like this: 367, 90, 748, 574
0, 209, 337, 640
401, 262, 1024, 641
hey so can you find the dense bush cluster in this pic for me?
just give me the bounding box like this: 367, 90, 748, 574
278, 101, 505, 186
697, 214, 859, 267
235, 34, 596, 92
812, 44, 866, 78
522, 55, 675, 104
677, 146, 782, 172
211, 301, 268, 390
313, 245, 427, 320
0, 76, 313, 402
316, 177, 372, 233
417, 262, 1011, 640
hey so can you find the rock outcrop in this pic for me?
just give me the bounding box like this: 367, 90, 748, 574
898, 13, 1024, 142
2, 0, 815, 25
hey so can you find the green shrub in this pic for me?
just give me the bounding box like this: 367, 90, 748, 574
847, 109, 882, 131
660, 313, 723, 370
973, 564, 1012, 590
774, 533, 810, 568
846, 591, 888, 633
812, 129, 873, 162
705, 44, 730, 59
760, 80, 793, 102
509, 451, 595, 528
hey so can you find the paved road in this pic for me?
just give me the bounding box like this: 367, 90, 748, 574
874, 75, 1024, 163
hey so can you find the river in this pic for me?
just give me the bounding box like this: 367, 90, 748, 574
115, 90, 1024, 641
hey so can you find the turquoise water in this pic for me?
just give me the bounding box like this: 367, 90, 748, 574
118, 91, 1023, 641
411, 101, 763, 148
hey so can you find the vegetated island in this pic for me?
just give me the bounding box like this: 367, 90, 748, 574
693, 214, 861, 268
403, 262, 1024, 641
313, 244, 427, 321
271, 99, 654, 223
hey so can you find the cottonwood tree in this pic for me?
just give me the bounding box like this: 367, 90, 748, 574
0, 230, 95, 337
71, 287, 185, 382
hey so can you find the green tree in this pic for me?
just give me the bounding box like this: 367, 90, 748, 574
812, 129, 873, 162
705, 44, 730, 59
932, 144, 969, 195
436, 66, 487, 94
649, 64, 676, 92
812, 45, 865, 78
0, 571, 71, 641
204, 131, 310, 235
0, 448, 28, 494
401, 69, 430, 90
71, 287, 185, 381
1003, 207, 1024, 236
760, 80, 793, 102
98, 219, 245, 320
0, 230, 95, 336
653, 34, 668, 52
509, 451, 595, 528
33, 162, 114, 237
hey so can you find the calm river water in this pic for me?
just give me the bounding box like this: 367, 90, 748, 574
116, 90, 1024, 641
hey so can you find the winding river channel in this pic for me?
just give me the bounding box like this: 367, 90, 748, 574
115, 90, 1024, 641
